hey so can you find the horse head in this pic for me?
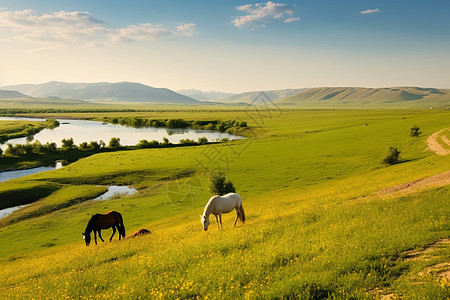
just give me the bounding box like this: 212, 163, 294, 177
82, 232, 91, 246
200, 214, 209, 231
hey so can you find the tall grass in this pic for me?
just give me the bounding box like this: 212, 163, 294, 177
0, 109, 449, 298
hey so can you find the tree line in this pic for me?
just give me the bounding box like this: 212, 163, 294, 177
0, 136, 217, 157
102, 117, 247, 133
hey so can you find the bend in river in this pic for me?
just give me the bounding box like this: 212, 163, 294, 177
0, 117, 244, 150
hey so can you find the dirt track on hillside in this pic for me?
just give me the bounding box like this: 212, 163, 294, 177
426, 128, 450, 156
376, 170, 450, 198
374, 128, 450, 198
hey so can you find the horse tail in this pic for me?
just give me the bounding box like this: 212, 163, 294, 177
118, 213, 126, 238
239, 203, 245, 223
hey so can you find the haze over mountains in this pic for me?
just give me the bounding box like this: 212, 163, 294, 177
2, 82, 201, 104
0, 81, 449, 108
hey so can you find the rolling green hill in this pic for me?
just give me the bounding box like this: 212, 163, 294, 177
278, 87, 450, 108
0, 109, 449, 299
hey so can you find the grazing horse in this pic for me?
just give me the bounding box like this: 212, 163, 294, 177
82, 211, 125, 246
200, 193, 245, 231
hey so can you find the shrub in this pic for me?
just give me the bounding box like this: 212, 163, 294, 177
382, 146, 401, 165
179, 139, 196, 145
78, 142, 89, 150
108, 137, 121, 148
410, 125, 422, 137
166, 119, 190, 129
88, 141, 100, 150
61, 138, 75, 150
198, 137, 208, 145
209, 172, 236, 195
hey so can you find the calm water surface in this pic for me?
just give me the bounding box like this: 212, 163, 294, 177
0, 117, 244, 150
0, 161, 63, 182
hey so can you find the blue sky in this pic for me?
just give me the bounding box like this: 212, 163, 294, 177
0, 0, 449, 92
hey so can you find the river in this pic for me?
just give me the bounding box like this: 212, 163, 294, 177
0, 117, 244, 150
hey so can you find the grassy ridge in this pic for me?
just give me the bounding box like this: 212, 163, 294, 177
0, 109, 449, 298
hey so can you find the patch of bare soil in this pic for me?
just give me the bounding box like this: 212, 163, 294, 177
403, 238, 450, 262
427, 128, 450, 156
371, 239, 449, 298
375, 170, 450, 198
404, 238, 450, 282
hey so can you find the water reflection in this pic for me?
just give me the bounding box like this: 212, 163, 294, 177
0, 118, 244, 150
93, 186, 138, 201
0, 161, 63, 182
0, 204, 29, 219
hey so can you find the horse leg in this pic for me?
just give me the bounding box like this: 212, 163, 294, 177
218, 212, 223, 230
214, 214, 220, 230
110, 226, 116, 242
94, 231, 98, 245
98, 230, 104, 242
233, 208, 239, 227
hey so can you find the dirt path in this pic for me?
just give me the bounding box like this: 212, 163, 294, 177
426, 128, 450, 156
376, 170, 450, 198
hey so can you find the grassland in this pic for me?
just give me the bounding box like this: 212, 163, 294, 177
0, 119, 48, 143
0, 109, 449, 299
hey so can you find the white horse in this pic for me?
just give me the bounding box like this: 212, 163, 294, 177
200, 193, 245, 231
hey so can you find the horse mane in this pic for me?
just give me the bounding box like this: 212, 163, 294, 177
84, 214, 99, 234
202, 195, 219, 216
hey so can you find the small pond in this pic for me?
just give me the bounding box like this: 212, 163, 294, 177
0, 185, 138, 219
0, 204, 29, 219
93, 185, 138, 200
0, 117, 244, 150
0, 161, 63, 182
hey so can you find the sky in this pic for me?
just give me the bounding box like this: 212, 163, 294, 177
0, 0, 449, 93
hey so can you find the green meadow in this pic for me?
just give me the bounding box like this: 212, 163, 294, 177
0, 109, 449, 299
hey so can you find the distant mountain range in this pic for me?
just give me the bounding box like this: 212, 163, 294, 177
2, 81, 201, 104
278, 87, 450, 107
214, 89, 307, 104
176, 89, 234, 101
0, 82, 449, 107
0, 90, 31, 99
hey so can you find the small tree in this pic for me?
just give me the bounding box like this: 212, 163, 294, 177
78, 142, 89, 150
382, 146, 401, 165
88, 141, 100, 150
209, 172, 236, 195
198, 137, 208, 145
108, 137, 121, 148
410, 125, 422, 137
61, 138, 75, 150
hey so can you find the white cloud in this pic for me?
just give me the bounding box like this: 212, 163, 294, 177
284, 17, 300, 23
360, 8, 380, 15
233, 1, 299, 28
112, 23, 197, 42
0, 9, 196, 49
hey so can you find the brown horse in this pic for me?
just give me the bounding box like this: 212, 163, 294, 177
82, 211, 125, 246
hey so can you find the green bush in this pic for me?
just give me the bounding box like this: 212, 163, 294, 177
410, 125, 422, 137
209, 172, 236, 195
61, 138, 75, 150
108, 137, 121, 148
382, 146, 401, 165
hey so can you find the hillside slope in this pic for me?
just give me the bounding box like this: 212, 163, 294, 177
0, 89, 86, 106
216, 88, 306, 103
176, 89, 235, 101
278, 87, 450, 107
0, 90, 32, 99
2, 82, 201, 104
